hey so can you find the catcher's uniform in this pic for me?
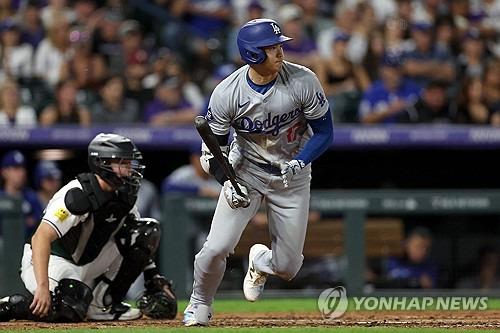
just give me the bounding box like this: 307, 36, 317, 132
21, 173, 141, 313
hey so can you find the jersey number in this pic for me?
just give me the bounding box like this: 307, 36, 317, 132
287, 121, 302, 143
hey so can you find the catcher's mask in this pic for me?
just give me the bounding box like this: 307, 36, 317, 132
88, 133, 145, 196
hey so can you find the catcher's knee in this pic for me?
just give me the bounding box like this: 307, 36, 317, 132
53, 279, 93, 322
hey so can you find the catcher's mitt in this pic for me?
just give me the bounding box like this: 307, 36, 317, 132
137, 276, 177, 319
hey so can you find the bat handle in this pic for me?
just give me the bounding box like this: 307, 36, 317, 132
230, 178, 244, 196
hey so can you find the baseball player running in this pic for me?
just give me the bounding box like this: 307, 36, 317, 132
183, 18, 334, 326
0, 133, 176, 322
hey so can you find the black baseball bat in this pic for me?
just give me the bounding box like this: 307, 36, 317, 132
194, 115, 243, 196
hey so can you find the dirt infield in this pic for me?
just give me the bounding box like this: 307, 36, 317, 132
1, 310, 499, 330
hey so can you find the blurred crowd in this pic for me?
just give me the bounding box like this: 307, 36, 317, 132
0, 0, 498, 126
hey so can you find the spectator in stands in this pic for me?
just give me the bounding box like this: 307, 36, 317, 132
33, 160, 63, 208
358, 53, 421, 124
73, 0, 101, 33
39, 78, 91, 125
316, 32, 370, 123
159, 0, 231, 76
0, 19, 34, 82
317, 1, 370, 65
0, 150, 43, 239
456, 28, 487, 80
143, 76, 198, 126
142, 48, 175, 90
226, 0, 265, 64
60, 25, 107, 95
483, 58, 500, 124
0, 80, 37, 126
362, 28, 385, 81
0, 0, 14, 22
18, 0, 45, 50
124, 49, 154, 112
162, 146, 221, 199
89, 75, 140, 124
435, 14, 460, 57
403, 21, 455, 88
40, 0, 77, 30
398, 79, 456, 123
385, 226, 438, 289
34, 18, 73, 88
456, 77, 490, 124
91, 7, 123, 71
114, 19, 149, 77
456, 246, 500, 290
276, 3, 318, 70
295, 0, 333, 42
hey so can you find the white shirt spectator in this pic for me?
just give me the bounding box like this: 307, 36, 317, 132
0, 105, 37, 126
34, 38, 72, 88
0, 43, 34, 80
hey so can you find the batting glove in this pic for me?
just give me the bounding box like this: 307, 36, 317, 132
271, 159, 306, 187
223, 180, 250, 209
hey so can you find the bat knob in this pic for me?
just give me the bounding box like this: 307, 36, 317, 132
194, 115, 207, 127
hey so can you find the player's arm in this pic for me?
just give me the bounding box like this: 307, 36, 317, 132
30, 222, 58, 317
295, 108, 334, 165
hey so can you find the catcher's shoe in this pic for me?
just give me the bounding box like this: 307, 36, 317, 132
243, 244, 269, 302
86, 302, 142, 321
183, 303, 213, 326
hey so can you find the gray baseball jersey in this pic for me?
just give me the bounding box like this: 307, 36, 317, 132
207, 61, 329, 164
189, 61, 329, 306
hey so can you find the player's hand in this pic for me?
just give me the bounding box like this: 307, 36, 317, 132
223, 180, 250, 209
271, 159, 305, 187
30, 286, 51, 318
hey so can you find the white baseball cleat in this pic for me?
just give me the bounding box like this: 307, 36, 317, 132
86, 302, 142, 321
243, 244, 269, 302
183, 303, 213, 326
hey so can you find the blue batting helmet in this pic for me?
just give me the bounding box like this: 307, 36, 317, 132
237, 18, 292, 64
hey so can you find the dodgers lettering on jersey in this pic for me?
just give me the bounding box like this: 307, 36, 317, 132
207, 61, 329, 164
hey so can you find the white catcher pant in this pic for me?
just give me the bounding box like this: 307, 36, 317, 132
189, 160, 311, 305
20, 240, 123, 309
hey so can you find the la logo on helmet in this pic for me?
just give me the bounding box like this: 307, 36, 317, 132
271, 23, 281, 35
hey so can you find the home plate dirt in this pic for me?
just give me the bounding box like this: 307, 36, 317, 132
1, 310, 499, 329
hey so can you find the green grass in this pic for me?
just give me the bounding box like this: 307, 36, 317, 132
175, 297, 500, 312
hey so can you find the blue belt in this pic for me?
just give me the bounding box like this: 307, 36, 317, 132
257, 163, 281, 176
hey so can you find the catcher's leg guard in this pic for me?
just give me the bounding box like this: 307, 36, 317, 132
0, 279, 92, 323
52, 278, 93, 322
110, 217, 161, 303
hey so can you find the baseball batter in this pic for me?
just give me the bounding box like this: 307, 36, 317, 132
183, 18, 334, 326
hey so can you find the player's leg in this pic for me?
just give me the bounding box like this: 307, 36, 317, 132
244, 170, 311, 301
184, 188, 262, 325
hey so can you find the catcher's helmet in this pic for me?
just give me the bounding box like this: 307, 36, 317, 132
237, 18, 292, 64
88, 133, 145, 195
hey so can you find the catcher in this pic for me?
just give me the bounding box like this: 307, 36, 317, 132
0, 133, 177, 322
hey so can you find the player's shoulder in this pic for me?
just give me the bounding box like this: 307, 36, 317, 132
280, 61, 318, 83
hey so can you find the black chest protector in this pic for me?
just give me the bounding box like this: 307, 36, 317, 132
53, 173, 136, 265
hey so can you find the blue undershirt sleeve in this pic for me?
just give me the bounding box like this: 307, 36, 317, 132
295, 108, 334, 165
